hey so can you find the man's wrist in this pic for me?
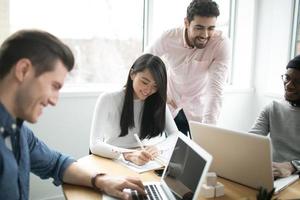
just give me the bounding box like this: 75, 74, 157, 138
291, 160, 300, 173
91, 173, 106, 191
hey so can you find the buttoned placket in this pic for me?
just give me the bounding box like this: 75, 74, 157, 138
1, 123, 19, 161
1, 125, 13, 151
10, 123, 20, 161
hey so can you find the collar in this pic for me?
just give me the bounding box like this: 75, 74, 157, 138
183, 28, 194, 49
0, 103, 23, 135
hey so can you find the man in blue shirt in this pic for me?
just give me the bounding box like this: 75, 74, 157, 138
0, 30, 145, 200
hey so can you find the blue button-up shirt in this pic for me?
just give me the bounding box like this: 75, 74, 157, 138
0, 103, 76, 200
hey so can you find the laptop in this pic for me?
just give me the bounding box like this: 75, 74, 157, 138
189, 121, 299, 194
103, 133, 212, 200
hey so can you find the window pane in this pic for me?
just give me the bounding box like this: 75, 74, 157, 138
295, 4, 300, 55
7, 0, 144, 86
149, 0, 231, 43
214, 0, 231, 37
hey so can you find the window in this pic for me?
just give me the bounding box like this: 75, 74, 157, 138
230, 0, 255, 88
260, 0, 298, 95
1, 0, 235, 90
292, 0, 300, 56
2, 0, 144, 87
147, 0, 231, 45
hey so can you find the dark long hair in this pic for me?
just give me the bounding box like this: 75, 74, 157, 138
119, 54, 167, 139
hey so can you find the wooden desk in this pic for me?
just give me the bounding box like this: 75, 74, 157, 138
63, 155, 300, 200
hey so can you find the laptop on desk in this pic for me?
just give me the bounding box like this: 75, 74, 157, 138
103, 133, 212, 200
189, 121, 299, 194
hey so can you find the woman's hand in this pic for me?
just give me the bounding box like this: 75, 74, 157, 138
145, 146, 160, 158
123, 146, 160, 166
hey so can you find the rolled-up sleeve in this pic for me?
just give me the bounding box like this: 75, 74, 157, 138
24, 126, 76, 186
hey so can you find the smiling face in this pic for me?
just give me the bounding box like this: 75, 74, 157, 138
283, 68, 300, 102
14, 59, 68, 123
184, 16, 217, 49
130, 68, 158, 101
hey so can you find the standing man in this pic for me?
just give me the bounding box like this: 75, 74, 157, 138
146, 0, 230, 136
250, 55, 300, 178
0, 30, 145, 200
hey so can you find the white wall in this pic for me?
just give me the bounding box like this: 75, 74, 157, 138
27, 0, 295, 199
28, 95, 97, 200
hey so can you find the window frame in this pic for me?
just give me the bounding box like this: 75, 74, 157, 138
1, 0, 237, 94
290, 0, 300, 58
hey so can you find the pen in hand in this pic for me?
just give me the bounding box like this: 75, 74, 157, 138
133, 134, 165, 166
134, 134, 145, 150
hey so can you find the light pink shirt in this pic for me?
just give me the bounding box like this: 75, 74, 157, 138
146, 27, 230, 124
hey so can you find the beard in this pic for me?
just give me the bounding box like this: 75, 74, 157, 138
287, 98, 300, 107
193, 37, 209, 49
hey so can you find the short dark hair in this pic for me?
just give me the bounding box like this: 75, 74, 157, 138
120, 54, 167, 139
0, 29, 74, 79
286, 55, 300, 71
187, 0, 220, 22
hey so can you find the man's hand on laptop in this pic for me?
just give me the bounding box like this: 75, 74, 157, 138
272, 162, 295, 178
96, 175, 146, 200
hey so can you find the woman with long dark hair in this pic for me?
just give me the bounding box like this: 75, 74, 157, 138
90, 54, 179, 165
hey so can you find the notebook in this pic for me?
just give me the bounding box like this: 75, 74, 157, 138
117, 158, 164, 173
115, 145, 174, 173
103, 133, 212, 200
189, 121, 299, 194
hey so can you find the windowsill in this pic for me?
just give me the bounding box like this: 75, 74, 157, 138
261, 91, 283, 99
223, 85, 255, 94
60, 83, 255, 98
60, 83, 122, 98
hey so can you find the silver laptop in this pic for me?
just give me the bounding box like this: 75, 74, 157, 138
189, 121, 299, 194
103, 133, 212, 200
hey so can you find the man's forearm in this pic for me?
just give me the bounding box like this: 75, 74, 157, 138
62, 162, 96, 187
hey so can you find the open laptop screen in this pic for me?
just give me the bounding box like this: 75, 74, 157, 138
163, 137, 207, 200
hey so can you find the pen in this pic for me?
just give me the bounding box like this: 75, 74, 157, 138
133, 134, 165, 166
134, 134, 145, 150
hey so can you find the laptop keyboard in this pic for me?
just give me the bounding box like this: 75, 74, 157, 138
131, 184, 164, 200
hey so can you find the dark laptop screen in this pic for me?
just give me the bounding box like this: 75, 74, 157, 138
163, 137, 207, 200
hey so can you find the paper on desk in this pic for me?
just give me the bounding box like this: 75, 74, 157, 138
115, 140, 176, 173
116, 158, 164, 173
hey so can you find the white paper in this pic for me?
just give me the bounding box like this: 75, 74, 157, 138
116, 159, 163, 173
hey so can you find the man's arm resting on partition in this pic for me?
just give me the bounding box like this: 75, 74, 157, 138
62, 162, 145, 199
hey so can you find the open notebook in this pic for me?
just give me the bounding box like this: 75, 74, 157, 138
115, 144, 174, 173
